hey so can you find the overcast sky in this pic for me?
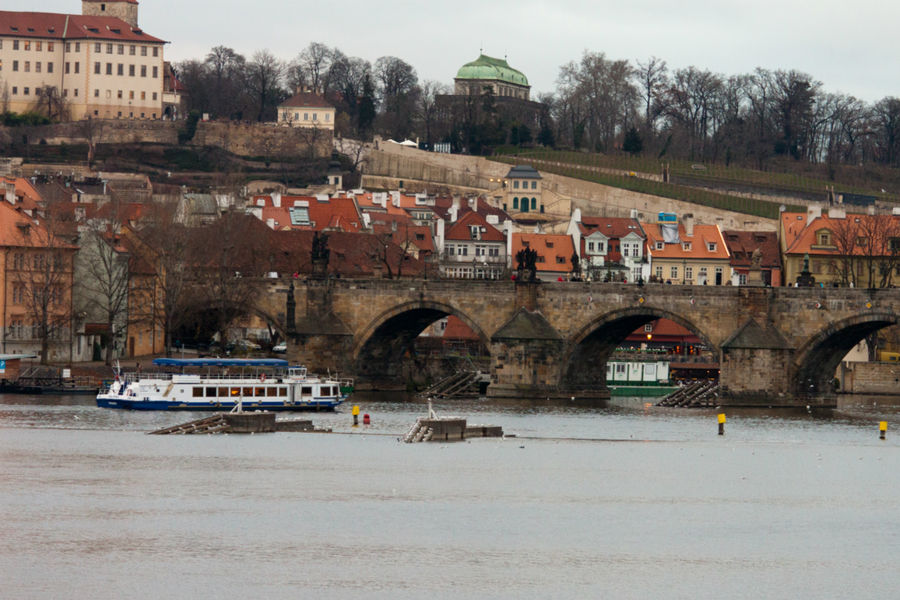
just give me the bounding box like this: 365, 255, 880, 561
8, 0, 899, 102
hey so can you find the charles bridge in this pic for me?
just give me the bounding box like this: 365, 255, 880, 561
250, 278, 900, 407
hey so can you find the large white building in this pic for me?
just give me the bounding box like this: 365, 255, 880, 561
0, 1, 167, 120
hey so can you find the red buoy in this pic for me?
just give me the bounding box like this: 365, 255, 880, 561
363, 414, 370, 425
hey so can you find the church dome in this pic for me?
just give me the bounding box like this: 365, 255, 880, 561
455, 54, 529, 87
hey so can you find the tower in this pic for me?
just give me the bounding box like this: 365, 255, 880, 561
82, 0, 139, 27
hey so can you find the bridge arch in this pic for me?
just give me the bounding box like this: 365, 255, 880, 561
792, 311, 898, 396
352, 300, 491, 385
561, 306, 717, 391
175, 298, 286, 350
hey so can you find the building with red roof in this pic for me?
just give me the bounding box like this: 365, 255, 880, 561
644, 214, 730, 285
511, 233, 577, 281
249, 194, 363, 233
723, 230, 782, 286
439, 210, 508, 279
779, 206, 900, 288
0, 1, 167, 120
0, 201, 77, 362
567, 209, 647, 282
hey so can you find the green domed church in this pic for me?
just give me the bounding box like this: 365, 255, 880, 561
454, 54, 531, 101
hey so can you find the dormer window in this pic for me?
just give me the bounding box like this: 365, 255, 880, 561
707, 242, 717, 252
469, 225, 480, 240
655, 241, 664, 250
682, 242, 692, 251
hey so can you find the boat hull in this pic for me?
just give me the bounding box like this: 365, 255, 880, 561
96, 396, 342, 411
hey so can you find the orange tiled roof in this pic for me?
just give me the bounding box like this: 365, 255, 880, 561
643, 222, 729, 260
781, 211, 900, 256
445, 211, 505, 242
279, 92, 334, 109
0, 11, 165, 43
0, 202, 76, 249
579, 216, 645, 239
511, 233, 576, 272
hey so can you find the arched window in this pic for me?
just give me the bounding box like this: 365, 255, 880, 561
531, 198, 537, 210
513, 197, 519, 209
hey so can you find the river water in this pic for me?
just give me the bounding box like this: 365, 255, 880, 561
1, 393, 898, 599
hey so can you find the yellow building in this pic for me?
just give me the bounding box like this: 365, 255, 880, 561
0, 1, 167, 120
644, 214, 731, 285
277, 92, 335, 129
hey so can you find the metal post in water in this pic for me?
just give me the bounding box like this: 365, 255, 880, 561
717, 413, 726, 436
880, 421, 887, 440
352, 405, 360, 427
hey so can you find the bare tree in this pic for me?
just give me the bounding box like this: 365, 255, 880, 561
77, 116, 105, 167
418, 80, 451, 146
634, 56, 669, 133
74, 199, 131, 364
10, 211, 76, 364
31, 85, 69, 121
246, 50, 285, 122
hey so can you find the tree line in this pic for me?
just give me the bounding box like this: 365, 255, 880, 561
170, 44, 898, 169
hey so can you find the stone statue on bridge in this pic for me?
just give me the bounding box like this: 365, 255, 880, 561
311, 231, 330, 278
515, 247, 538, 282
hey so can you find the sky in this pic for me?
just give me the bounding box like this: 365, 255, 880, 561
6, 0, 899, 103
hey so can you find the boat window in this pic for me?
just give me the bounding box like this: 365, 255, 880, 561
192, 387, 203, 398
301, 386, 313, 396
266, 387, 278, 397
218, 387, 229, 397
278, 387, 287, 397
205, 387, 217, 397
255, 387, 266, 397
242, 387, 254, 397
230, 387, 240, 396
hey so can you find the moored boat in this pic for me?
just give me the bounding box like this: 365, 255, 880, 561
96, 358, 350, 411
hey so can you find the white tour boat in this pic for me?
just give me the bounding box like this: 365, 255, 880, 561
96, 358, 351, 411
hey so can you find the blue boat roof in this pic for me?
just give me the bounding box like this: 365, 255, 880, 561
152, 358, 290, 368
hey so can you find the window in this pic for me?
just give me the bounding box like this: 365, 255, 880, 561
588, 242, 595, 252
129, 64, 135, 76
152, 92, 157, 100
75, 42, 80, 52
153, 47, 159, 57
94, 89, 99, 97
655, 266, 663, 279
325, 113, 330, 121
66, 43, 71, 52
95, 43, 101, 53
707, 242, 717, 252
685, 266, 693, 280
304, 113, 308, 121
513, 197, 518, 209
312, 113, 317, 121
24, 41, 30, 51
117, 44, 124, 55
11, 87, 17, 95
129, 45, 135, 55
117, 90, 123, 99
35, 41, 42, 51
73, 88, 78, 97
129, 91, 134, 100
514, 180, 519, 189
106, 43, 113, 54
24, 61, 30, 73
857, 236, 868, 247
141, 46, 147, 56
531, 198, 537, 210
74, 61, 79, 73
117, 64, 123, 76
106, 63, 112, 75
682, 242, 691, 251
140, 65, 146, 77
670, 266, 678, 279
140, 91, 145, 100
48, 42, 53, 51
23, 87, 29, 95
655, 241, 664, 250
12, 60, 18, 72
13, 40, 19, 51
95, 62, 101, 74
65, 62, 70, 74
531, 181, 537, 189
556, 256, 566, 264
36, 62, 42, 73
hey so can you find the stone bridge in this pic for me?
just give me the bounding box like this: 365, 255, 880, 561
253, 279, 900, 407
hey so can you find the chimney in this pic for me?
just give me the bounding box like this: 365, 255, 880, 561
473, 197, 478, 213
682, 213, 694, 237
449, 205, 458, 223
272, 192, 281, 208
807, 204, 822, 221
5, 182, 16, 204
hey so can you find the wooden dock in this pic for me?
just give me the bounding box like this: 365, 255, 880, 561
150, 412, 316, 435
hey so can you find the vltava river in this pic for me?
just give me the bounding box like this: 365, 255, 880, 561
1, 394, 898, 599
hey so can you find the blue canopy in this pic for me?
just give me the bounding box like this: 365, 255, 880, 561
152, 358, 290, 368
